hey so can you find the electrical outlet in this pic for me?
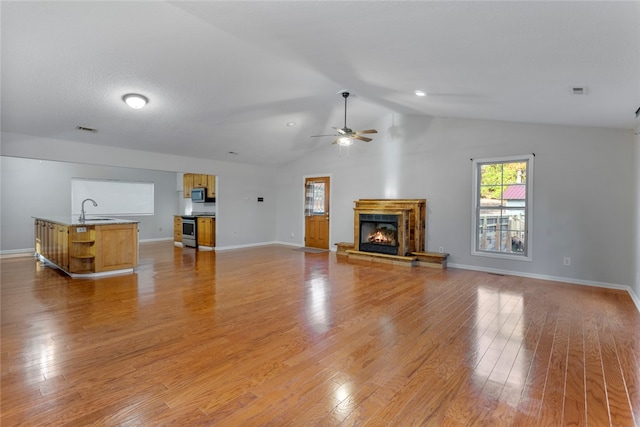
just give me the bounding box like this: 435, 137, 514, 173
290, 232, 295, 238
438, 247, 444, 253
563, 257, 571, 266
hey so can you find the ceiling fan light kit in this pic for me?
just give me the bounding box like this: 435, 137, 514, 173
337, 136, 354, 147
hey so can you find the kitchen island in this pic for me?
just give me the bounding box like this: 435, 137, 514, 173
34, 216, 139, 278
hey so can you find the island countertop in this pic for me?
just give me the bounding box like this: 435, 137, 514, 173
34, 216, 139, 277
33, 216, 140, 226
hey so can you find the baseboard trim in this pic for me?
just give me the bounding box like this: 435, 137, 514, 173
449, 262, 640, 313
629, 288, 640, 313
0, 248, 34, 258
215, 241, 299, 251
139, 237, 174, 243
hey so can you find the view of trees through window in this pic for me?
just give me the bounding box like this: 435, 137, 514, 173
475, 158, 530, 256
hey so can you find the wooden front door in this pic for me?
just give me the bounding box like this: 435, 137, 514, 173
304, 176, 330, 249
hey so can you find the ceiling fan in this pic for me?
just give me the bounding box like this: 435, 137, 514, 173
311, 92, 377, 146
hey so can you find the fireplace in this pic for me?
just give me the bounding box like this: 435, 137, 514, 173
353, 199, 426, 257
359, 214, 399, 255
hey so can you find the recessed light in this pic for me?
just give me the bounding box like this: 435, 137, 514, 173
414, 90, 427, 97
123, 93, 148, 109
286, 122, 296, 127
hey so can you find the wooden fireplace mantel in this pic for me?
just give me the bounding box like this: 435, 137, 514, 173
353, 199, 426, 255
340, 198, 445, 268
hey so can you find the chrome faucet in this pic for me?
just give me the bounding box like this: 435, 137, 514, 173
80, 198, 98, 222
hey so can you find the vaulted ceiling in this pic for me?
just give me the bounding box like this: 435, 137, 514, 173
2, 1, 639, 166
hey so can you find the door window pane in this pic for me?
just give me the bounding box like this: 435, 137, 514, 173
305, 181, 325, 216
312, 182, 325, 215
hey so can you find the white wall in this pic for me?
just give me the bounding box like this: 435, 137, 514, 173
634, 129, 640, 301
1, 132, 277, 250
275, 115, 636, 289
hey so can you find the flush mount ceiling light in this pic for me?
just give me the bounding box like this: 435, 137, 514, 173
414, 90, 427, 97
123, 93, 148, 109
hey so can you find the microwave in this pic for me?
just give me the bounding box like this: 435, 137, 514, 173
191, 188, 215, 203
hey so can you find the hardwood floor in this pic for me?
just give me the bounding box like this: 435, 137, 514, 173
2, 242, 639, 426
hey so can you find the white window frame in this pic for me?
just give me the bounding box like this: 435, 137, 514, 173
471, 154, 533, 261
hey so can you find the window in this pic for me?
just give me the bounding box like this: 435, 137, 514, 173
304, 180, 326, 216
71, 178, 154, 216
471, 154, 533, 260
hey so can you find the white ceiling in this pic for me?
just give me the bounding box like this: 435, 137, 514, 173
2, 1, 639, 166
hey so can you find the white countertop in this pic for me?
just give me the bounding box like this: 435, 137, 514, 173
34, 216, 140, 226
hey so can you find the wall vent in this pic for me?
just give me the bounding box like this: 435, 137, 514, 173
572, 87, 587, 95
76, 126, 97, 133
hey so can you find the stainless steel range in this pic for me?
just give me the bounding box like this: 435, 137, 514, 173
181, 216, 197, 247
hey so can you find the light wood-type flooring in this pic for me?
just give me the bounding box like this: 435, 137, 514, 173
2, 243, 639, 426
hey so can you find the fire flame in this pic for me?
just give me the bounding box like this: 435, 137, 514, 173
368, 227, 397, 245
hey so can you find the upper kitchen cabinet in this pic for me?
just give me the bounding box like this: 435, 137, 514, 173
183, 173, 194, 198
183, 173, 215, 199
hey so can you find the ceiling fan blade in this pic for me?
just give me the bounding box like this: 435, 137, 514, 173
310, 134, 337, 138
356, 129, 378, 134
352, 135, 372, 142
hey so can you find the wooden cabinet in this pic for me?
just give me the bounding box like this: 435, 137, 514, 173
94, 224, 139, 273
55, 224, 69, 269
69, 226, 96, 274
183, 173, 216, 199
46, 221, 54, 261
35, 219, 69, 268
197, 217, 215, 247
34, 220, 42, 255
192, 174, 207, 189
183, 173, 194, 198
174, 216, 182, 243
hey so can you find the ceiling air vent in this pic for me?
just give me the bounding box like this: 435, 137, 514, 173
76, 125, 97, 133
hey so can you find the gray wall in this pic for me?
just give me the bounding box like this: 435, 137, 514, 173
2, 121, 638, 304
275, 114, 637, 290
0, 157, 178, 251
1, 132, 277, 251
